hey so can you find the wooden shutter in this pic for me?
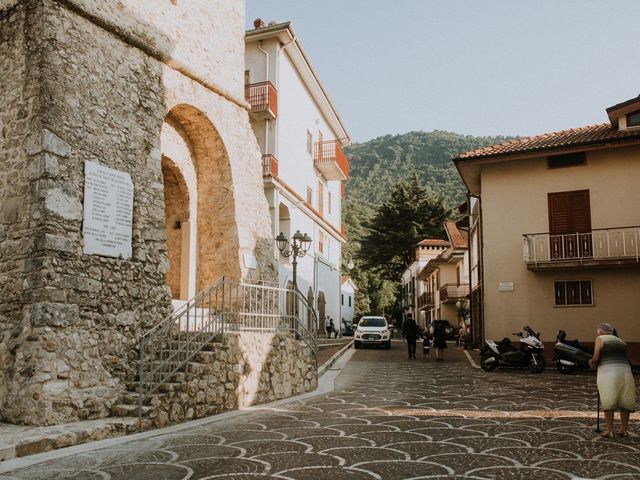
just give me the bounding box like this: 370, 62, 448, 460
548, 190, 592, 259
548, 190, 590, 234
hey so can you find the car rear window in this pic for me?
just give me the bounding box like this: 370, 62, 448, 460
359, 318, 386, 327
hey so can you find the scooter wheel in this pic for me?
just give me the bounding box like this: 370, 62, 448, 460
556, 361, 574, 374
480, 355, 498, 371
528, 354, 546, 374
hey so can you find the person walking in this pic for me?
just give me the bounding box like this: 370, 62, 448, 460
433, 322, 447, 361
329, 318, 338, 338
589, 323, 636, 437
403, 313, 418, 359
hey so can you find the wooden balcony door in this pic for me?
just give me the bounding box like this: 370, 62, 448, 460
548, 190, 592, 260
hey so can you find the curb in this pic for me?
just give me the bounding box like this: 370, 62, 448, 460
464, 349, 480, 369
318, 340, 354, 377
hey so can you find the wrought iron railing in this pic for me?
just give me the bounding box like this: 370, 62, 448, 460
417, 292, 434, 309
138, 278, 317, 420
314, 140, 349, 179
523, 226, 640, 263
245, 81, 278, 117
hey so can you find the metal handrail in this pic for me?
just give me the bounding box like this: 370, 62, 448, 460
137, 278, 318, 422
523, 226, 640, 263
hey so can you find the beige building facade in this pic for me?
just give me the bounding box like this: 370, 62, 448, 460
455, 97, 640, 352
417, 222, 470, 330
0, 0, 278, 425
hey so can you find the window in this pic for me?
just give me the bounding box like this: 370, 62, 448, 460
306, 186, 312, 205
348, 296, 352, 307
328, 192, 332, 214
318, 181, 324, 216
548, 152, 586, 169
555, 280, 593, 306
341, 294, 344, 305
318, 231, 325, 254
306, 130, 313, 155
628, 110, 640, 128
244, 70, 250, 86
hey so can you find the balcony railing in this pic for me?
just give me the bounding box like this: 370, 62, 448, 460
417, 292, 434, 309
261, 154, 278, 177
314, 140, 349, 181
439, 283, 470, 303
523, 226, 640, 269
245, 81, 277, 119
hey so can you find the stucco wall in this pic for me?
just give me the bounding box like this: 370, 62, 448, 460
480, 145, 640, 343
58, 0, 245, 100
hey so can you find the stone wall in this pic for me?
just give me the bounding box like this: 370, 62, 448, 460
143, 333, 317, 428
0, 2, 41, 419
0, 0, 278, 426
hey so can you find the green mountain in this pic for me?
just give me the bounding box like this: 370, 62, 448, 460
344, 130, 516, 211
342, 130, 516, 317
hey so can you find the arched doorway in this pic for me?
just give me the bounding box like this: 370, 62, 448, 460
317, 291, 326, 334
162, 158, 191, 300
161, 104, 240, 300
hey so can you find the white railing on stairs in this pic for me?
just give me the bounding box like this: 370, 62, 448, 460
137, 278, 318, 421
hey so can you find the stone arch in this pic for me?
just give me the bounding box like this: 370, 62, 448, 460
161, 157, 191, 300
162, 104, 240, 295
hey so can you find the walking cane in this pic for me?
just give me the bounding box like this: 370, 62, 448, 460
595, 391, 601, 433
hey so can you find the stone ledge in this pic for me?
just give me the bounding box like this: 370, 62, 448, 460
0, 417, 137, 462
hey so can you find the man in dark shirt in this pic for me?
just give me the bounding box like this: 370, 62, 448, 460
403, 313, 419, 359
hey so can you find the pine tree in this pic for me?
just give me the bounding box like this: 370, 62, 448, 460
360, 175, 450, 280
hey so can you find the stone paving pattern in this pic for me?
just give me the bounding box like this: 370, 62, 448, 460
4, 343, 640, 479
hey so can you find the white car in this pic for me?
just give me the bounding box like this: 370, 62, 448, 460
354, 316, 391, 349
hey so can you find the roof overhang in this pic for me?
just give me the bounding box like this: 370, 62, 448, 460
246, 23, 351, 147
606, 96, 640, 128
454, 137, 640, 196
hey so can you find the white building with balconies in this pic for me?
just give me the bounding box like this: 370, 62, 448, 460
245, 19, 350, 333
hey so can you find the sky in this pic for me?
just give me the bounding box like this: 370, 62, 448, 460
246, 0, 640, 143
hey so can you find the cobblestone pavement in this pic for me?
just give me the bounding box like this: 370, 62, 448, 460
4, 342, 640, 480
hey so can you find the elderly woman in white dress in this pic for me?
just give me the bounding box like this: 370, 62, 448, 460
589, 323, 636, 437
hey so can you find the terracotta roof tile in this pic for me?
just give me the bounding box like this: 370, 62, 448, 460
416, 239, 450, 247
456, 123, 640, 161
444, 221, 468, 249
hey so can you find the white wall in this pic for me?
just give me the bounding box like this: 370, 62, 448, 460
341, 282, 355, 323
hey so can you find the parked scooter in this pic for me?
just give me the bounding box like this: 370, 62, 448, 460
480, 326, 545, 373
553, 330, 593, 374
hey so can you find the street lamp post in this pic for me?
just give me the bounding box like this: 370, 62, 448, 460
275, 230, 312, 291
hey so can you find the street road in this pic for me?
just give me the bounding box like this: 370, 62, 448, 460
3, 341, 640, 479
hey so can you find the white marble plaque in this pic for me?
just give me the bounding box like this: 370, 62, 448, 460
83, 161, 133, 259
498, 281, 514, 292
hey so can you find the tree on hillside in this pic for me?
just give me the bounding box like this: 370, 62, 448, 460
360, 175, 450, 280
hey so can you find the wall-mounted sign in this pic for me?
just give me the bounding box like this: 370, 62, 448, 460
498, 281, 514, 292
83, 161, 133, 259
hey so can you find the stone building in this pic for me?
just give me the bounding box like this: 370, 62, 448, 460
0, 0, 290, 426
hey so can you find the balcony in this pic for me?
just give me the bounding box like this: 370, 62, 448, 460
439, 283, 470, 303
261, 154, 278, 178
417, 292, 434, 310
523, 226, 640, 270
314, 140, 349, 181
245, 81, 277, 120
